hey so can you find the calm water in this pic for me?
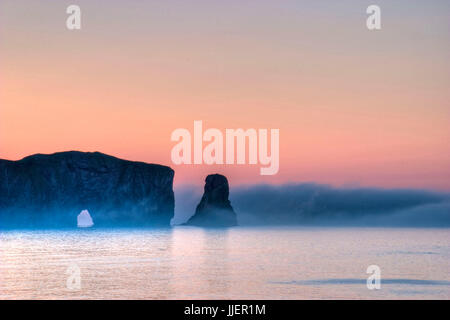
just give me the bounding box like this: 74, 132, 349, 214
0, 227, 449, 299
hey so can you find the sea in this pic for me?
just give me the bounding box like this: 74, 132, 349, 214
0, 227, 449, 299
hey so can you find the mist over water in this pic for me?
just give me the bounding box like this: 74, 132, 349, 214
1, 183, 448, 299
173, 184, 450, 227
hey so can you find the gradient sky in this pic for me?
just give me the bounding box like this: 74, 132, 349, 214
1, 0, 449, 190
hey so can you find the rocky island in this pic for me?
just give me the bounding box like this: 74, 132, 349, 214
0, 151, 174, 228
184, 174, 238, 227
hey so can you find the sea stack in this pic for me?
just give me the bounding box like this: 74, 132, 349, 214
185, 174, 238, 227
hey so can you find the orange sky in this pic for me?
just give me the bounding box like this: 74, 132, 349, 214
1, 0, 449, 190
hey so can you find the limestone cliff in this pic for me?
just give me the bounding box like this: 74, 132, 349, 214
185, 174, 237, 227
0, 151, 174, 227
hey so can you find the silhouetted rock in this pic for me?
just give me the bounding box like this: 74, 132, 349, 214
185, 174, 237, 227
0, 151, 174, 228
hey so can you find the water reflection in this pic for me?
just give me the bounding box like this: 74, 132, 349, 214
1, 227, 449, 299
170, 227, 230, 298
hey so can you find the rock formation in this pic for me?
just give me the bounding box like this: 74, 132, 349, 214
0, 151, 174, 228
185, 174, 238, 227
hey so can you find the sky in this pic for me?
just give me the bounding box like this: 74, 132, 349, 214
0, 0, 449, 190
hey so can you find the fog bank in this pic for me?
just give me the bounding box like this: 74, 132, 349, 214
173, 183, 450, 227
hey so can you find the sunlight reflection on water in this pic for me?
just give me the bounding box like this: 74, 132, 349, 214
0, 227, 449, 299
